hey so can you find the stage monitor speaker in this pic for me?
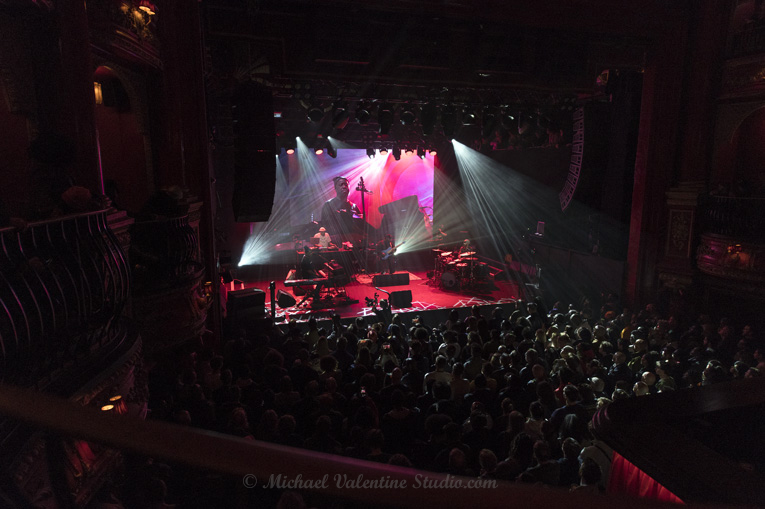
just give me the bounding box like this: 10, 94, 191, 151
389, 290, 412, 308
373, 272, 409, 287
231, 82, 276, 222
227, 287, 266, 315
276, 289, 297, 309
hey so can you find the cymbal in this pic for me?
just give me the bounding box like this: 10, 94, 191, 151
459, 251, 477, 258
440, 251, 453, 257
461, 257, 478, 261
456, 263, 468, 268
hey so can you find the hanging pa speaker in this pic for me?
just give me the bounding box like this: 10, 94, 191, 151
231, 81, 276, 222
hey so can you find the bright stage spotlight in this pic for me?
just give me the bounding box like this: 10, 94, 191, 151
314, 147, 324, 155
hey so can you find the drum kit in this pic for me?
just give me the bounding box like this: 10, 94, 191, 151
431, 248, 488, 289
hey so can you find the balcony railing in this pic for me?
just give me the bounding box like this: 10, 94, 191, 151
697, 194, 765, 241
130, 214, 200, 290
0, 210, 130, 385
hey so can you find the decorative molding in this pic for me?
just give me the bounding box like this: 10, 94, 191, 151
87, 0, 161, 70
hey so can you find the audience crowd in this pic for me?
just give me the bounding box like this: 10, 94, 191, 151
115, 297, 762, 507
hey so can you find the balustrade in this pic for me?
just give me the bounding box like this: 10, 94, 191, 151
0, 210, 130, 385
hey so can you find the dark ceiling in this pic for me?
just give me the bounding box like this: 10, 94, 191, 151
203, 0, 685, 150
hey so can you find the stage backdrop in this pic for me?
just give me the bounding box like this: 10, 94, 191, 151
287, 149, 435, 234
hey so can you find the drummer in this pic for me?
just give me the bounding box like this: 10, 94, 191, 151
458, 239, 475, 257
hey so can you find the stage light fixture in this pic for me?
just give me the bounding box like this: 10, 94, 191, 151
400, 104, 416, 125
331, 100, 350, 129
379, 147, 388, 155
420, 102, 436, 136
326, 145, 337, 158
417, 146, 426, 159
286, 146, 295, 155
378, 102, 393, 135
482, 107, 497, 138
429, 148, 437, 156
405, 147, 414, 156
307, 102, 325, 122
392, 147, 401, 160
367, 147, 376, 158
355, 101, 372, 124
500, 109, 516, 130
441, 104, 456, 137
314, 146, 324, 155
462, 107, 477, 125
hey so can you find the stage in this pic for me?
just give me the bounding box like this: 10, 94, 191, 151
223, 267, 522, 327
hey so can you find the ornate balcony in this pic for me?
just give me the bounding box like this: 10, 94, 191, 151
0, 210, 131, 386
696, 195, 765, 295
130, 213, 212, 355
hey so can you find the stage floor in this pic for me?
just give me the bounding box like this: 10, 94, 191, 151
227, 269, 521, 324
